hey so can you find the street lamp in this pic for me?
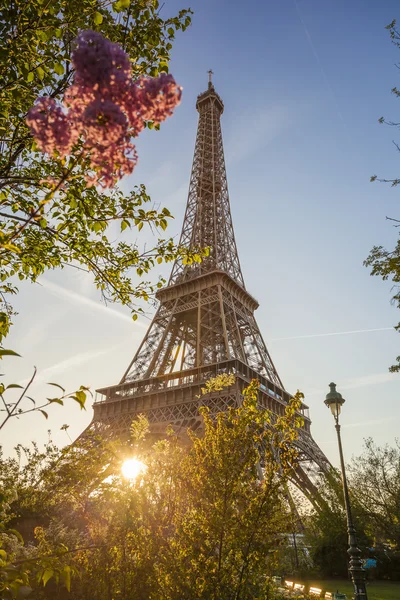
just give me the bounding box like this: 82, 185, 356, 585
324, 382, 368, 600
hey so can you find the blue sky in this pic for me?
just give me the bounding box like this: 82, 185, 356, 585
2, 0, 400, 466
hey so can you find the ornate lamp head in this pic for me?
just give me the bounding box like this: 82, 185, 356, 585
324, 382, 345, 419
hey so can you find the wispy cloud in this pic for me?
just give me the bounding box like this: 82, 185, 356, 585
17, 346, 117, 388
271, 327, 393, 342
293, 0, 347, 128
18, 305, 71, 349
226, 105, 290, 165
33, 348, 113, 384
40, 279, 147, 328
340, 372, 398, 391
306, 371, 398, 397
343, 416, 399, 430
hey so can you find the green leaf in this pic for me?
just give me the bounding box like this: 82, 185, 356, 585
94, 11, 103, 25
36, 66, 45, 80
114, 0, 130, 8
8, 528, 23, 542
61, 566, 71, 592
47, 382, 66, 393
112, 0, 124, 11
6, 384, 24, 390
167, 27, 174, 36
26, 72, 34, 83
54, 63, 65, 76
0, 349, 21, 358
39, 409, 48, 419
72, 390, 86, 409
42, 568, 54, 587
37, 30, 48, 42
47, 397, 64, 405
132, 313, 138, 321
121, 219, 129, 232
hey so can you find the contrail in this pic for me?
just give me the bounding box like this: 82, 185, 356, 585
304, 370, 398, 399
40, 279, 147, 328
29, 348, 113, 384
17, 344, 122, 387
271, 327, 393, 342
293, 0, 347, 128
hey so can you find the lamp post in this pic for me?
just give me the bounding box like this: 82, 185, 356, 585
324, 382, 368, 600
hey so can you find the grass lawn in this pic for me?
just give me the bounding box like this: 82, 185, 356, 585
301, 578, 400, 600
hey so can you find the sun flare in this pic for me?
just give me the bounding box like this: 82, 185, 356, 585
121, 458, 146, 481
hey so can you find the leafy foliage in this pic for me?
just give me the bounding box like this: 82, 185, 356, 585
304, 471, 354, 578
304, 438, 400, 580
0, 380, 306, 599
349, 438, 400, 549
367, 19, 400, 372
0, 0, 196, 340
364, 236, 400, 372
304, 469, 372, 579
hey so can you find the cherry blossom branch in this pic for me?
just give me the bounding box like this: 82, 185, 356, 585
25, 30, 181, 190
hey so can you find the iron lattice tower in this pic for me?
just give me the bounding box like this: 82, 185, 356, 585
89, 79, 330, 505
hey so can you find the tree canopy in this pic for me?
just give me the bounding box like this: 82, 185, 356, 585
0, 382, 306, 599
0, 0, 199, 342
367, 19, 400, 372
349, 438, 400, 549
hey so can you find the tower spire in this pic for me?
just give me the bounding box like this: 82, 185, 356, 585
168, 80, 244, 288
208, 69, 214, 88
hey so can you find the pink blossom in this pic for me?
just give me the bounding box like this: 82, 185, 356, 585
72, 30, 114, 87
109, 43, 132, 91
63, 83, 96, 118
72, 30, 131, 91
26, 97, 76, 157
116, 81, 146, 135
137, 74, 182, 124
27, 30, 182, 189
85, 139, 138, 188
83, 99, 128, 145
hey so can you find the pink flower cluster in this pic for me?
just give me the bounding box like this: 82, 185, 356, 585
26, 30, 182, 188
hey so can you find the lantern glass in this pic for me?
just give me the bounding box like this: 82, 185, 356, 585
329, 401, 341, 418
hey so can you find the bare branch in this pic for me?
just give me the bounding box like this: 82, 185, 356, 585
0, 367, 37, 431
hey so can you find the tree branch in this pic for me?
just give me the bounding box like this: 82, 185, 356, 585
0, 367, 37, 431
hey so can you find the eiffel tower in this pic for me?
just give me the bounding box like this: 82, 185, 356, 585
90, 75, 330, 505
